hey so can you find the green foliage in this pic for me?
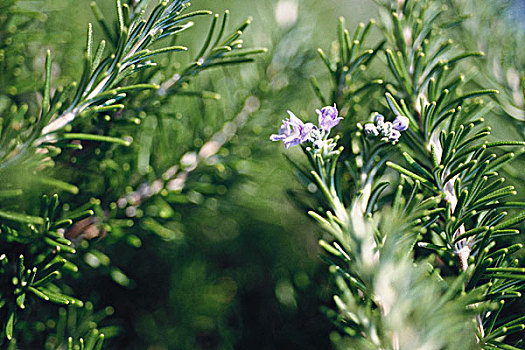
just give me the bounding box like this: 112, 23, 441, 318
0, 0, 264, 347
276, 0, 525, 348
312, 17, 383, 119
447, 0, 525, 139
1, 0, 524, 349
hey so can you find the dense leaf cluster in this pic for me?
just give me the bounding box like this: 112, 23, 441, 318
285, 0, 525, 348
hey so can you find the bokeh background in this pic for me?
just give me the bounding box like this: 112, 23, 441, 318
5, 0, 524, 348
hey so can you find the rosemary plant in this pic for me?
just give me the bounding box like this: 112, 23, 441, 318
2, 0, 524, 348
271, 0, 525, 348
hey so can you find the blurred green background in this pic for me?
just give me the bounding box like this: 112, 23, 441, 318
5, 0, 524, 349
29, 1, 378, 348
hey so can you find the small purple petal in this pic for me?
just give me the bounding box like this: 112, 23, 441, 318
270, 125, 288, 141
283, 137, 301, 149
270, 133, 285, 141
374, 114, 384, 124
301, 122, 316, 140
388, 129, 401, 142
270, 111, 315, 149
364, 123, 379, 136
287, 110, 303, 125
392, 115, 409, 131
317, 104, 342, 131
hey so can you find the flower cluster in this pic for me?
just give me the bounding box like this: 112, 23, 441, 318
363, 114, 409, 143
270, 111, 316, 148
270, 105, 342, 151
316, 105, 342, 131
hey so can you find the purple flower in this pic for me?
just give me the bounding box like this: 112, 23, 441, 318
365, 112, 408, 143
270, 111, 315, 149
316, 104, 342, 131
392, 115, 409, 131
364, 123, 379, 136
374, 114, 385, 124
388, 129, 401, 142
